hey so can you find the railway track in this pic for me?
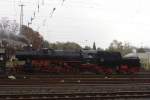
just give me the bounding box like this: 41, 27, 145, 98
1, 91, 150, 100
0, 78, 150, 85
0, 73, 149, 99
0, 72, 150, 79
0, 79, 149, 99
0, 83, 150, 95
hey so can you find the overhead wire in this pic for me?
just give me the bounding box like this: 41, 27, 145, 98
42, 0, 62, 26
10, 0, 68, 31
27, 0, 40, 28
50, 7, 56, 17
10, 0, 102, 41
19, 0, 85, 28
61, 0, 65, 6
1, 0, 103, 40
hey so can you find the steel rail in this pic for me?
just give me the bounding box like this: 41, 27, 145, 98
1, 91, 150, 100
0, 78, 150, 85
1, 73, 150, 79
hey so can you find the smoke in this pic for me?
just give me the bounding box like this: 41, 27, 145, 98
0, 18, 29, 45
0, 31, 29, 44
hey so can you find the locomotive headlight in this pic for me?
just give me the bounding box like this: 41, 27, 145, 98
100, 58, 104, 62
88, 55, 93, 58
0, 56, 3, 61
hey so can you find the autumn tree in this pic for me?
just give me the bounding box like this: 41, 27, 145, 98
0, 18, 29, 46
83, 46, 92, 50
137, 47, 147, 53
0, 17, 19, 36
63, 42, 81, 50
97, 47, 103, 51
107, 40, 133, 55
21, 25, 43, 49
49, 42, 81, 50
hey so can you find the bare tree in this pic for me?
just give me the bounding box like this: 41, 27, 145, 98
107, 40, 133, 55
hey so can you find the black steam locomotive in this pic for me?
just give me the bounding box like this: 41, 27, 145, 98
15, 48, 141, 74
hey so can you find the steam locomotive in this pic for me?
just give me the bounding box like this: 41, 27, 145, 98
15, 48, 141, 74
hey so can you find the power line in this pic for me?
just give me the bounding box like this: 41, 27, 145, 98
62, 0, 66, 6
50, 8, 56, 17
10, 0, 68, 30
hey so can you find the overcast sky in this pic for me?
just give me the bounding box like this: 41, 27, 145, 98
0, 0, 150, 48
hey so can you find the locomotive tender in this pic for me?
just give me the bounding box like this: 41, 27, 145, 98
15, 48, 141, 74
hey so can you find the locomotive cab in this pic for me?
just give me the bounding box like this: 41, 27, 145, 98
96, 51, 122, 74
